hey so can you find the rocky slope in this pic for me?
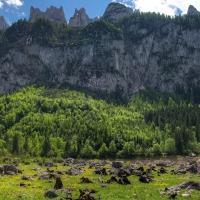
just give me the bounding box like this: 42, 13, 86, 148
29, 6, 66, 23
0, 4, 200, 95
0, 16, 9, 30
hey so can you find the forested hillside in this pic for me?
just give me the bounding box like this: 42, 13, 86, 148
0, 85, 199, 158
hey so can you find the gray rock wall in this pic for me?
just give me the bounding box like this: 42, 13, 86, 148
1, 21, 200, 95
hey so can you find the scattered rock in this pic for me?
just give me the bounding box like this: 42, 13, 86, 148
112, 161, 123, 168
44, 189, 58, 198
4, 164, 18, 174
65, 158, 75, 165
44, 160, 54, 167
22, 175, 34, 181
68, 167, 81, 175
188, 152, 196, 157
182, 193, 191, 198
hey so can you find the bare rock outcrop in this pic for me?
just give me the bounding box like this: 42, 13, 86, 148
0, 16, 9, 30
29, 6, 66, 23
68, 8, 93, 27
187, 5, 200, 15
103, 3, 133, 22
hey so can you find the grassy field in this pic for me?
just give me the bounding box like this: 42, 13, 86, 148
0, 158, 200, 200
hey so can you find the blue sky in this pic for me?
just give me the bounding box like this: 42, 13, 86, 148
0, 0, 200, 25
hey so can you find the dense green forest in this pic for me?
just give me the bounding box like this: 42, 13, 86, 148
0, 85, 199, 158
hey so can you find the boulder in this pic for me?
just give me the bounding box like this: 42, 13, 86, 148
0, 166, 4, 173
103, 3, 133, 23
68, 168, 81, 175
112, 161, 123, 168
188, 152, 196, 157
4, 164, 18, 174
38, 172, 51, 180
44, 189, 58, 198
118, 167, 131, 176
22, 175, 34, 181
44, 160, 54, 167
65, 158, 75, 165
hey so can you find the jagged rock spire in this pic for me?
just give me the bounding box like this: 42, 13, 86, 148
29, 6, 67, 23
68, 8, 93, 27
0, 16, 9, 30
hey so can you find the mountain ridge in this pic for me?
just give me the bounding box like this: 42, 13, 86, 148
0, 4, 200, 96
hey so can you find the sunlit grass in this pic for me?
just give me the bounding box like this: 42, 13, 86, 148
0, 159, 200, 199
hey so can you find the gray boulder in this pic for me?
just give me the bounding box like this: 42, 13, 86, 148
4, 164, 18, 174
45, 160, 54, 167
68, 168, 81, 175
112, 161, 123, 168
44, 189, 58, 198
22, 175, 34, 181
65, 158, 75, 165
38, 172, 51, 180
103, 3, 133, 23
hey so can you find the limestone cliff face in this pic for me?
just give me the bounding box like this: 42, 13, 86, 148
1, 20, 200, 95
68, 8, 93, 27
29, 6, 66, 23
103, 3, 133, 22
187, 5, 200, 15
0, 16, 9, 30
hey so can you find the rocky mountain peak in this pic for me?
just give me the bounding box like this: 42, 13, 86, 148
29, 6, 67, 23
68, 8, 93, 27
103, 3, 133, 22
0, 16, 9, 30
187, 5, 200, 15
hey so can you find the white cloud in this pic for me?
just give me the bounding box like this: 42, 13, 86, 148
4, 0, 23, 7
115, 0, 200, 15
0, 1, 3, 8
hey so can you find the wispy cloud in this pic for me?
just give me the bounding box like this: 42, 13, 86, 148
0, 1, 3, 8
4, 0, 23, 8
114, 0, 200, 15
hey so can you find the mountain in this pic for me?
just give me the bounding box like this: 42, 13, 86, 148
0, 3, 200, 98
187, 5, 200, 15
68, 8, 94, 27
29, 6, 67, 23
103, 3, 133, 22
0, 16, 9, 30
